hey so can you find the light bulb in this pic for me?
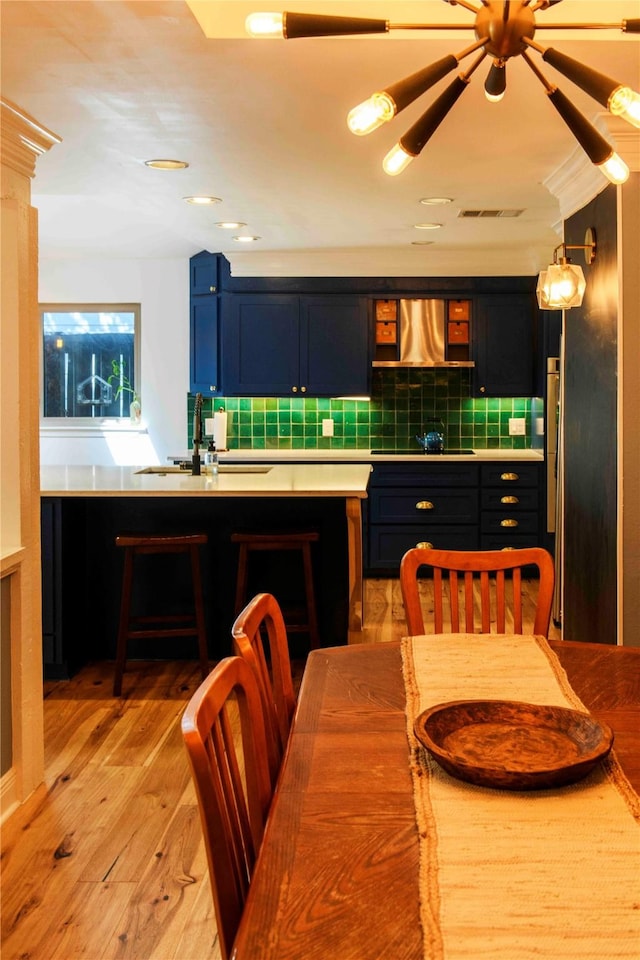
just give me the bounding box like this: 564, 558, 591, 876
347, 93, 396, 135
382, 143, 414, 176
245, 12, 284, 38
598, 151, 629, 185
609, 86, 640, 129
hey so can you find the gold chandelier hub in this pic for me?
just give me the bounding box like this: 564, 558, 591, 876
475, 1, 536, 60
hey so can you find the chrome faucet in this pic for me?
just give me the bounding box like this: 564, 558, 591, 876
192, 392, 203, 475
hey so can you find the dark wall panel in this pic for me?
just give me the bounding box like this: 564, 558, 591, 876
563, 185, 618, 644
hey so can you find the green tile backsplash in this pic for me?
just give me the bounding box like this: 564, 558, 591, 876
188, 369, 533, 451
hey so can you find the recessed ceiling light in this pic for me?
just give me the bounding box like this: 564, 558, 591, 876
183, 196, 222, 204
144, 159, 189, 170
215, 221, 246, 229
233, 235, 261, 243
414, 223, 443, 230
419, 197, 453, 205
411, 240, 434, 246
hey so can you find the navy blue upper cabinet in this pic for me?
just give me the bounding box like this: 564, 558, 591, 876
190, 251, 219, 295
223, 295, 300, 395
473, 294, 537, 397
190, 252, 224, 394
300, 296, 369, 395
223, 294, 370, 396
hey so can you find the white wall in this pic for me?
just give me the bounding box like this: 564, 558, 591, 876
39, 258, 189, 465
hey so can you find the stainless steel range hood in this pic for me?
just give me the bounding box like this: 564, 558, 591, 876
373, 299, 474, 368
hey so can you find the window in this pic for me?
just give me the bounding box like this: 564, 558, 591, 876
41, 304, 140, 419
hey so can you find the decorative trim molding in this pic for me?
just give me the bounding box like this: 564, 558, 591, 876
1, 98, 61, 180
544, 112, 640, 222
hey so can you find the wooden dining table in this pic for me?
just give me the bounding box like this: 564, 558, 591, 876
232, 639, 640, 960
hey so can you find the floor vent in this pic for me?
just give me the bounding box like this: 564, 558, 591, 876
458, 209, 525, 218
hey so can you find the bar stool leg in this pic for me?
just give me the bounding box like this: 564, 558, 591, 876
190, 544, 209, 679
302, 541, 320, 649
114, 547, 134, 696
234, 543, 249, 617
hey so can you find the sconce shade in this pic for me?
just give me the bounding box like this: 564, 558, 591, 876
537, 262, 586, 310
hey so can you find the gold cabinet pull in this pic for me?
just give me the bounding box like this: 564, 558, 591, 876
500, 472, 519, 481
501, 546, 516, 551
501, 495, 519, 504
416, 541, 434, 550
500, 518, 519, 527
416, 500, 434, 510
301, 386, 307, 393
292, 386, 298, 393
210, 285, 216, 293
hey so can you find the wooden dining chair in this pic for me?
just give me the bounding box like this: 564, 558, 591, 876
181, 656, 272, 960
232, 592, 296, 789
400, 546, 555, 637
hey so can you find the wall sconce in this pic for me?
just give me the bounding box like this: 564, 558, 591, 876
537, 229, 597, 311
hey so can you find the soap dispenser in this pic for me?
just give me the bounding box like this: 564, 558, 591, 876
204, 440, 218, 475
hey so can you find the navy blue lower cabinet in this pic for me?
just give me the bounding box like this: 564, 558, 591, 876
479, 461, 542, 550
369, 526, 478, 571
366, 462, 480, 574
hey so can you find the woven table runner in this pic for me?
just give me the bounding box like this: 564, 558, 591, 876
401, 634, 640, 960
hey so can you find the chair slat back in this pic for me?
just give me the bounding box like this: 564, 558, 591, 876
232, 593, 296, 788
181, 656, 272, 960
400, 547, 555, 638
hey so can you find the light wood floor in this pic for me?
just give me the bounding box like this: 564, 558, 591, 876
1, 578, 557, 960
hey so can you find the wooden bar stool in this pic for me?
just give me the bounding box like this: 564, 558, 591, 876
114, 533, 209, 695
231, 531, 320, 650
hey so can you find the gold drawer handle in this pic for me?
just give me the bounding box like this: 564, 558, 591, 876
501, 495, 519, 504
501, 546, 516, 551
416, 500, 434, 510
500, 518, 519, 527
500, 472, 519, 481
416, 541, 434, 550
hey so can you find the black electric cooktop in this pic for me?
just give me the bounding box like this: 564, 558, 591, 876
371, 448, 475, 455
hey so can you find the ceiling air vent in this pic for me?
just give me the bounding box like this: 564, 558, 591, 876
458, 209, 525, 218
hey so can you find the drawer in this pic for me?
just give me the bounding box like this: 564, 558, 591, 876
370, 488, 478, 524
370, 463, 479, 488
368, 525, 478, 570
481, 489, 539, 511
480, 512, 539, 536
480, 463, 540, 487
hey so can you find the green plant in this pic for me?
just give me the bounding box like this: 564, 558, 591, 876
107, 359, 138, 402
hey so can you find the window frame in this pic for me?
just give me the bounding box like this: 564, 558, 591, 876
39, 302, 141, 428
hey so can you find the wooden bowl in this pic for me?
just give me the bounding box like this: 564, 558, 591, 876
414, 699, 613, 791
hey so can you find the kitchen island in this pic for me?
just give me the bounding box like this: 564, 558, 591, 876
40, 464, 371, 677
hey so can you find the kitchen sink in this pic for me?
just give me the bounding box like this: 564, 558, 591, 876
135, 465, 272, 475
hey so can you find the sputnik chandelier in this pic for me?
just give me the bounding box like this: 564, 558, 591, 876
246, 0, 640, 182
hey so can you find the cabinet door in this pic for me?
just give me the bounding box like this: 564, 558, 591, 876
223, 295, 299, 395
300, 296, 370, 395
473, 294, 536, 396
190, 297, 219, 394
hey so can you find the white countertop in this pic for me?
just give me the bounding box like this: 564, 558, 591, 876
199, 448, 544, 464
40, 463, 373, 498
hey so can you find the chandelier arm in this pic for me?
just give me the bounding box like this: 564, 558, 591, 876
399, 75, 471, 158
532, 22, 638, 31
524, 39, 635, 115
437, 0, 482, 14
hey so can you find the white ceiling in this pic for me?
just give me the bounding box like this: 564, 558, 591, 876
1, 1, 639, 276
